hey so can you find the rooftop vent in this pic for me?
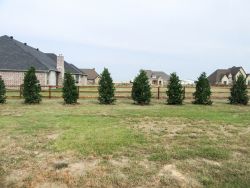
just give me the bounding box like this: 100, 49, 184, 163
24, 43, 27, 46
10, 36, 13, 39
36, 48, 39, 51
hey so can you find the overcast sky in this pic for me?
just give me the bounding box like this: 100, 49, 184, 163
1, 0, 250, 81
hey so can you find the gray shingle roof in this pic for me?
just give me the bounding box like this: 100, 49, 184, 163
144, 70, 170, 80
230, 66, 244, 76
0, 35, 56, 72
208, 69, 228, 84
80, 69, 99, 80
0, 35, 83, 75
208, 66, 245, 84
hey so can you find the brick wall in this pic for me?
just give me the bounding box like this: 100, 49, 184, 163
0, 71, 47, 86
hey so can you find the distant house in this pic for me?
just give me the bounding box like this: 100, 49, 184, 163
144, 70, 170, 86
208, 66, 250, 85
181, 79, 195, 86
80, 68, 100, 85
0, 35, 87, 86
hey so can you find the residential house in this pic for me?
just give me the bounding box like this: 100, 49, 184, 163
46, 53, 87, 85
208, 66, 250, 85
80, 68, 100, 85
0, 35, 87, 86
144, 70, 170, 86
181, 79, 195, 86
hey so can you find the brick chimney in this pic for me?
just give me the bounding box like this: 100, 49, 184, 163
57, 54, 65, 85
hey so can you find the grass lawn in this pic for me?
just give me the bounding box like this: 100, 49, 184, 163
0, 99, 249, 187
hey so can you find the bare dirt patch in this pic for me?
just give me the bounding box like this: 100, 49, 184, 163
158, 164, 201, 188
65, 160, 100, 177
110, 157, 130, 168
201, 159, 221, 167
47, 133, 60, 140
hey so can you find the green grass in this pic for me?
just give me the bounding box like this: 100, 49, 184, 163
0, 99, 249, 187
149, 146, 230, 162
53, 116, 146, 155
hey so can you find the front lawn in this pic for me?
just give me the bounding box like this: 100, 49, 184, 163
0, 99, 249, 187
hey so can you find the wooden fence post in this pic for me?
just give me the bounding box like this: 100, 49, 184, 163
49, 86, 51, 99
158, 86, 160, 100
77, 86, 80, 99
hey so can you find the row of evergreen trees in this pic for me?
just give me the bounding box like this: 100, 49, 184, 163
0, 67, 249, 105
96, 69, 249, 106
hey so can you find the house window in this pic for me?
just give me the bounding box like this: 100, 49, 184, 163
75, 75, 79, 84
248, 80, 250, 86
223, 81, 227, 85
159, 81, 162, 85
152, 80, 157, 85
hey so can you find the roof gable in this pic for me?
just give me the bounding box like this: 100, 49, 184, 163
228, 66, 245, 76
208, 66, 248, 84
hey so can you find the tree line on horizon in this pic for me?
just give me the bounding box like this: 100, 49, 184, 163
0, 67, 249, 105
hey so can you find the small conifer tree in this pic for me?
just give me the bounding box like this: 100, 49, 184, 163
0, 76, 6, 104
63, 72, 78, 104
98, 68, 116, 104
166, 73, 185, 105
229, 74, 249, 105
132, 70, 152, 105
193, 72, 212, 105
23, 67, 41, 104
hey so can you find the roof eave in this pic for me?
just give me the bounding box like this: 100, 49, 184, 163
0, 69, 49, 73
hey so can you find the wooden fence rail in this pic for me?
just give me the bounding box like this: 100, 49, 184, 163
5, 85, 250, 100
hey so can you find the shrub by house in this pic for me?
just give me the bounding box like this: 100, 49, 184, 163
98, 68, 116, 104
63, 72, 78, 104
23, 67, 41, 104
132, 70, 152, 105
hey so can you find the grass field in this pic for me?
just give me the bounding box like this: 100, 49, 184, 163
0, 99, 250, 187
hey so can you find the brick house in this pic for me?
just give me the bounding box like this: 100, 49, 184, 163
144, 70, 170, 86
80, 68, 100, 85
208, 66, 250, 85
0, 35, 87, 86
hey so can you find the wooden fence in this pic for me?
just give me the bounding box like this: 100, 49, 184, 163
5, 85, 250, 100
